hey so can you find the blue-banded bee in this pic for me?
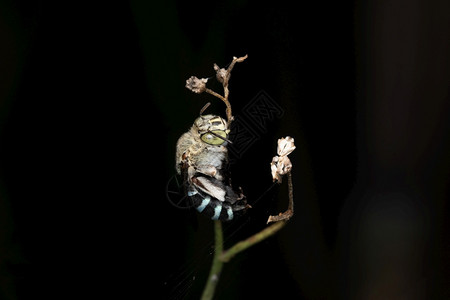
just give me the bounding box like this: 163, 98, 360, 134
176, 108, 248, 221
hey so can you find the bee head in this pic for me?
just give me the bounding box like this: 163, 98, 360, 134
194, 114, 230, 145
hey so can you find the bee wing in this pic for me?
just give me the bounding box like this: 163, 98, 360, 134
180, 162, 227, 202
191, 176, 226, 202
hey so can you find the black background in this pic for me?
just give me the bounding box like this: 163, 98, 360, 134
0, 0, 449, 299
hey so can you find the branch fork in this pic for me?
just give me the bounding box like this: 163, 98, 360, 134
185, 55, 248, 125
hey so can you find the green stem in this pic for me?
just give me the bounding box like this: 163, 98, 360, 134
200, 220, 224, 300
220, 220, 287, 263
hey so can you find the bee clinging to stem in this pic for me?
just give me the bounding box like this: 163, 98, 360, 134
176, 55, 249, 221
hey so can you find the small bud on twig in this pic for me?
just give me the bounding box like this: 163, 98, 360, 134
270, 156, 292, 183
213, 64, 228, 85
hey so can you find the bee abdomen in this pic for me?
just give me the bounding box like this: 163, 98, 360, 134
188, 190, 238, 221
191, 195, 233, 221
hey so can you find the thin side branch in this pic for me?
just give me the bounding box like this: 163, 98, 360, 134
205, 88, 226, 103
221, 170, 293, 261
220, 220, 287, 263
267, 172, 294, 224
217, 55, 248, 124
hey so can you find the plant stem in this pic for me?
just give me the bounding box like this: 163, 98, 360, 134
220, 220, 287, 263
205, 88, 227, 103
267, 172, 294, 224
200, 220, 224, 300
221, 171, 293, 262
205, 88, 233, 124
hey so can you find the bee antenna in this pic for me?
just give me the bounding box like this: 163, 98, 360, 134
199, 102, 211, 116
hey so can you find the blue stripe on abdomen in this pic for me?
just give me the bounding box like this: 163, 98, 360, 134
211, 205, 222, 220
191, 193, 233, 221
196, 196, 210, 213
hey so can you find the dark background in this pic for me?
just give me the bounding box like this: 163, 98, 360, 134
0, 0, 449, 299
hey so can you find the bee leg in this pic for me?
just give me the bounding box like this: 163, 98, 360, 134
224, 186, 245, 204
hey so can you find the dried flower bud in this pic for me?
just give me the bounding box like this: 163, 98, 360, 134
277, 136, 296, 157
213, 63, 228, 84
185, 76, 208, 94
277, 156, 292, 175
271, 155, 292, 183
271, 136, 296, 182
270, 156, 282, 183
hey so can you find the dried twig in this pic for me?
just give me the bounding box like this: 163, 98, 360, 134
267, 172, 294, 223
185, 55, 248, 125
267, 136, 296, 223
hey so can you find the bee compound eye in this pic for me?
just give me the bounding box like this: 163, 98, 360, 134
201, 132, 225, 145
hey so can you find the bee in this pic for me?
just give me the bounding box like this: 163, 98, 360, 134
176, 105, 248, 221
